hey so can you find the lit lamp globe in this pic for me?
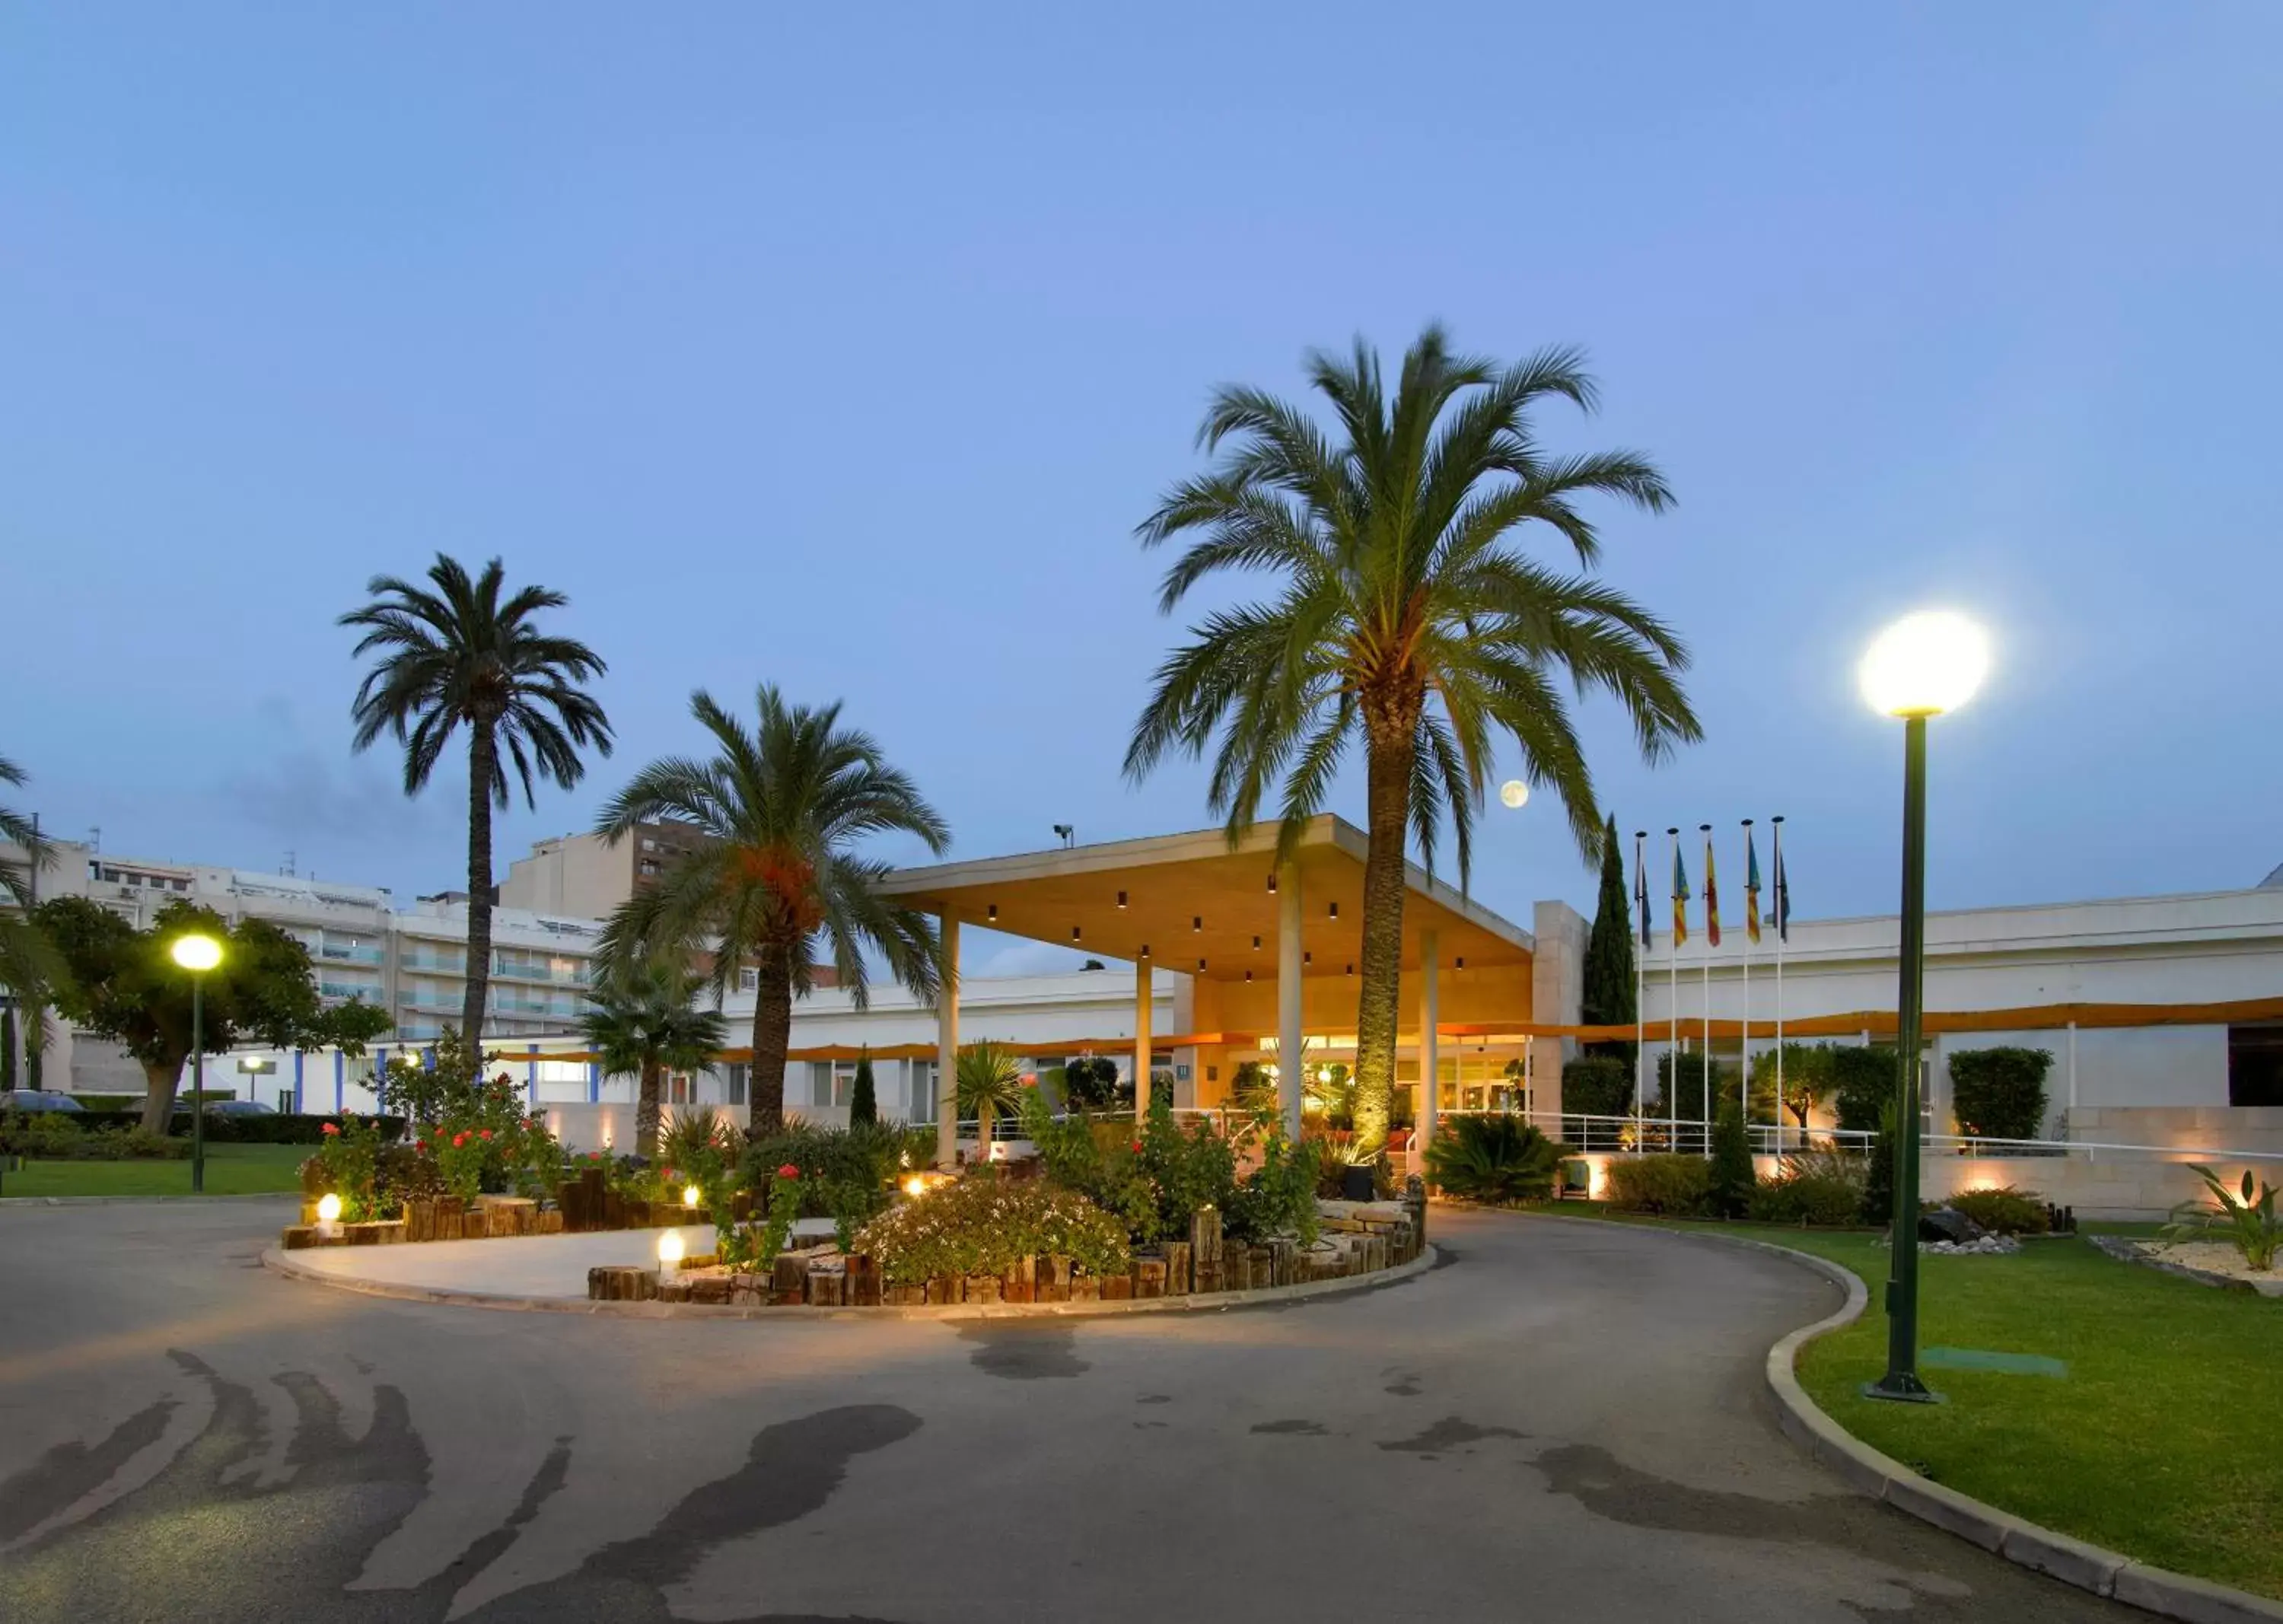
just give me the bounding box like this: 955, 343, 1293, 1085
1498, 779, 1530, 809
682, 1183, 702, 1211
657, 1229, 684, 1279
171, 934, 223, 973
1858, 611, 1990, 719
316, 1192, 343, 1237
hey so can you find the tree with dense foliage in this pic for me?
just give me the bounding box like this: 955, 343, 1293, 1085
340, 555, 613, 1044
849, 1048, 878, 1126
36, 897, 392, 1130
1748, 1041, 1837, 1130
1126, 326, 1699, 1161
578, 957, 728, 1157
1707, 1098, 1756, 1218
1580, 814, 1637, 1062
594, 685, 947, 1133
0, 754, 64, 1081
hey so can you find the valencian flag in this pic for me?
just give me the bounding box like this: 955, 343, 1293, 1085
1670, 840, 1689, 947
1774, 828, 1791, 943
1745, 826, 1763, 944
1702, 830, 1722, 947
1634, 831, 1652, 947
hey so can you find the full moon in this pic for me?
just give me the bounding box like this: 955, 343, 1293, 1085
1498, 780, 1530, 809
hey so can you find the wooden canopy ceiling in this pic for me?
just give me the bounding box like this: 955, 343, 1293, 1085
878, 816, 1532, 982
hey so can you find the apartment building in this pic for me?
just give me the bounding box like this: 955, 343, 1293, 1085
500, 823, 713, 920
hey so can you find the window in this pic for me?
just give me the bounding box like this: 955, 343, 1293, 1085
665, 1073, 693, 1105
738, 966, 759, 993
2229, 1026, 2283, 1107
725, 1064, 747, 1107
811, 1062, 859, 1107
908, 1059, 936, 1122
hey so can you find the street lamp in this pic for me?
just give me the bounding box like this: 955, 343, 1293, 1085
171, 932, 224, 1195
1858, 610, 1988, 1404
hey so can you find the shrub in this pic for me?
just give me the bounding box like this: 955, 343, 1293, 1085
1706, 1100, 1756, 1218
1948, 1047, 2052, 1142
1059, 1054, 1126, 1111
1135, 1091, 1238, 1243
1652, 1050, 1737, 1122
1944, 1184, 2051, 1235
1425, 1113, 1570, 1204
740, 1122, 912, 1223
2165, 1166, 2278, 1272
1748, 1149, 1869, 1227
854, 1168, 1131, 1285
1604, 1154, 1710, 1215
1861, 1102, 1896, 1225
1560, 1056, 1633, 1121
1225, 1131, 1323, 1245
1830, 1045, 1899, 1133
308, 1116, 387, 1219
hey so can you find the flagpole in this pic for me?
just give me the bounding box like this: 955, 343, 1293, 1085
1633, 829, 1647, 1126
1773, 814, 1787, 1155
1667, 826, 1680, 1151
1741, 818, 1753, 1158
1699, 823, 1713, 1155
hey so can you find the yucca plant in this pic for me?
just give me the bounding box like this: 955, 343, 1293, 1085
658, 1106, 739, 1179
1424, 1113, 1571, 1205
2165, 1164, 2278, 1272
956, 1041, 1026, 1146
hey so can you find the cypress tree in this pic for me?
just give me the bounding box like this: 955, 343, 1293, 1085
849, 1048, 877, 1125
1580, 815, 1637, 1062
0, 1006, 15, 1093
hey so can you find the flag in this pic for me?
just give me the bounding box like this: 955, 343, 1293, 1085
1744, 827, 1762, 944
1774, 838, 1791, 943
1634, 833, 1651, 948
1703, 833, 1722, 948
1670, 842, 1689, 947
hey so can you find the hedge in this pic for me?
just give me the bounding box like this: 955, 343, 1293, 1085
1947, 1046, 2052, 1141
1559, 1056, 1634, 1119
2, 1110, 407, 1144
1829, 1044, 1899, 1132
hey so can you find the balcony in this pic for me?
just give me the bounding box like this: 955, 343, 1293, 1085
317, 980, 378, 1001
318, 943, 385, 965
400, 952, 466, 975
492, 958, 594, 986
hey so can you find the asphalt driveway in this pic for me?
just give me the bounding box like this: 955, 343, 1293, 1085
0, 1199, 2138, 1622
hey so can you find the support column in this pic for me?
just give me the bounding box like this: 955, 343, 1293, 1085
293, 1051, 305, 1114
1277, 859, 1303, 1137
1133, 951, 1153, 1123
936, 912, 960, 1169
1419, 928, 1439, 1173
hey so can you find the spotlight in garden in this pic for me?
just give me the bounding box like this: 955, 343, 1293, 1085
657, 1229, 684, 1279
683, 1183, 701, 1211
316, 1192, 342, 1238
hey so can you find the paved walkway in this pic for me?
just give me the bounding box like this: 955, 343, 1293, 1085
278, 1221, 757, 1299
0, 1199, 2141, 1622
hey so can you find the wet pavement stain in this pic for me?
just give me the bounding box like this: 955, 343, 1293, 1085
1135, 1393, 1173, 1405
0, 1354, 925, 1624
1250, 1419, 1328, 1436
1377, 1415, 1527, 1455
1381, 1367, 1422, 1396
957, 1321, 1088, 1379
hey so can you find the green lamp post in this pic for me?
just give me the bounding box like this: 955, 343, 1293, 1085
1858, 610, 1989, 1404
171, 931, 224, 1194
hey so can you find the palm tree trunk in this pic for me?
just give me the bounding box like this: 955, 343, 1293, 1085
1351, 711, 1417, 1162
463, 724, 496, 1048
749, 941, 792, 1135
637, 1059, 662, 1159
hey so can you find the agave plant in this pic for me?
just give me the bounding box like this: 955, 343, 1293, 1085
2165, 1164, 2278, 1272
1424, 1113, 1571, 1205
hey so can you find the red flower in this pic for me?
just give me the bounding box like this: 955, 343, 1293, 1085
776, 1163, 801, 1180
1130, 1141, 1143, 1154
321, 1122, 341, 1137
479, 1129, 493, 1142
663, 1167, 677, 1182
414, 1140, 427, 1152
453, 1132, 468, 1148
589, 1151, 603, 1161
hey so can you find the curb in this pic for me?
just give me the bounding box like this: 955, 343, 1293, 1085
1517, 1212, 2283, 1624
0, 1192, 298, 1207
260, 1240, 1439, 1322
2086, 1233, 2283, 1300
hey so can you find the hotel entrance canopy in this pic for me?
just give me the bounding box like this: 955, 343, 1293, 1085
877, 814, 1531, 979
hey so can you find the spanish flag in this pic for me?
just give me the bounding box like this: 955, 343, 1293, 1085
1670, 840, 1689, 947
1703, 831, 1722, 948
1745, 826, 1763, 944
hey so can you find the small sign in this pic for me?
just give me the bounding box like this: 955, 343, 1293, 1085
1175, 1064, 1191, 1081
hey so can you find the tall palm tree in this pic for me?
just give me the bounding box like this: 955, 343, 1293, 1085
1126, 326, 1701, 1159
594, 685, 949, 1134
341, 555, 613, 1043
1, 755, 64, 1072
578, 957, 728, 1158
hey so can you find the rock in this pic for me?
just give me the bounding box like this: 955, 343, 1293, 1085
1918, 1208, 1985, 1246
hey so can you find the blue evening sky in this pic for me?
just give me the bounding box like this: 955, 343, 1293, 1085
5, 4, 2278, 975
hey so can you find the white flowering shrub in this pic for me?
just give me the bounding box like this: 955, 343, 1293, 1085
854, 1169, 1131, 1285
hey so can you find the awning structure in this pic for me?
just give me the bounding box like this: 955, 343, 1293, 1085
875, 814, 1531, 977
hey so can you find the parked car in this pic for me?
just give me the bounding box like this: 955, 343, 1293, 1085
0, 1090, 87, 1114
202, 1098, 275, 1116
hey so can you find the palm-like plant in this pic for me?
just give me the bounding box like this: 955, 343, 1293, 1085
594, 685, 949, 1134
0, 756, 64, 1046
1126, 326, 1700, 1160
578, 957, 728, 1158
341, 555, 613, 1043
957, 1040, 1025, 1145
1423, 1113, 1570, 1205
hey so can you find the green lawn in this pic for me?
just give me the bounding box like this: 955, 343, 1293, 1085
1545, 1208, 2283, 1600
0, 1142, 310, 1199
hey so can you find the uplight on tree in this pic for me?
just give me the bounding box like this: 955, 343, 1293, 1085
1858, 611, 1989, 718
